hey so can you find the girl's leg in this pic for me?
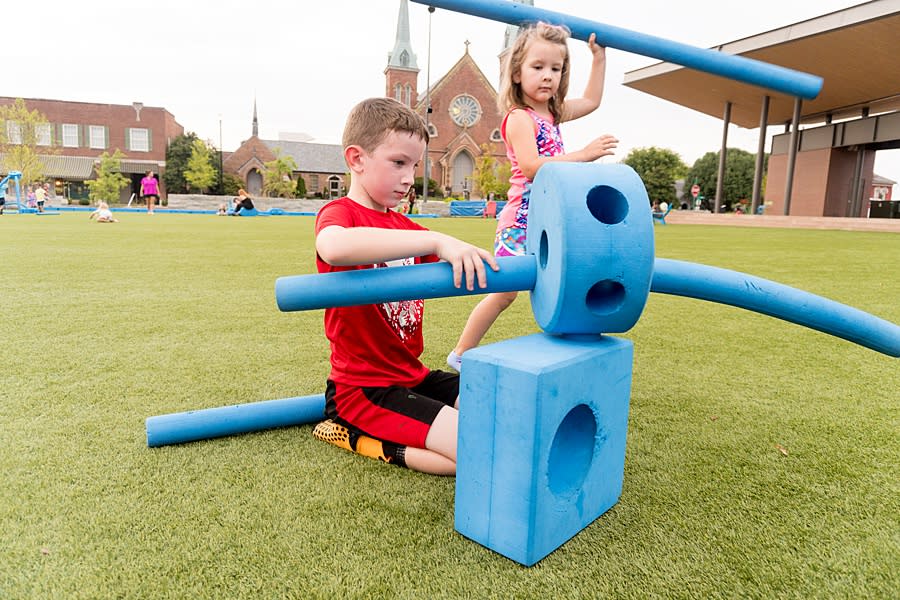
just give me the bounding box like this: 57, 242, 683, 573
452, 291, 518, 358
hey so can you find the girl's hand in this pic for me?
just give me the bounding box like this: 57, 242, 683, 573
587, 33, 606, 62
581, 134, 619, 162
433, 233, 499, 291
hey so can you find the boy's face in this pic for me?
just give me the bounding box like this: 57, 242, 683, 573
347, 131, 424, 211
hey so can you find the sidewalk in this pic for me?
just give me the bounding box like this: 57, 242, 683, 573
664, 211, 900, 233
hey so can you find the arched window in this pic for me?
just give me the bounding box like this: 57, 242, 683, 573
394, 84, 402, 102
405, 84, 413, 106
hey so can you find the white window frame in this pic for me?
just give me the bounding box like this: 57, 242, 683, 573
62, 124, 79, 148
129, 128, 149, 152
6, 121, 22, 144
36, 123, 52, 146
88, 125, 106, 149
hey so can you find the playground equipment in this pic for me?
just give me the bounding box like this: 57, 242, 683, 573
148, 162, 899, 565
145, 0, 898, 567
410, 0, 823, 99
0, 171, 22, 213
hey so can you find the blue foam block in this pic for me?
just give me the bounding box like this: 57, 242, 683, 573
456, 333, 633, 566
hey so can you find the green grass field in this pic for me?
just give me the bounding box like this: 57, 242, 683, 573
1, 212, 898, 599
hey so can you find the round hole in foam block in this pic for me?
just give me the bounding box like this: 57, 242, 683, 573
527, 163, 655, 334
547, 403, 597, 496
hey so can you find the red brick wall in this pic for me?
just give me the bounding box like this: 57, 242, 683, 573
0, 97, 182, 163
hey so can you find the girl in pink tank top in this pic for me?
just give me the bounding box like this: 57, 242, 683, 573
447, 22, 618, 372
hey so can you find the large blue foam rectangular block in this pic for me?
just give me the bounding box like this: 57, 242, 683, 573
455, 333, 632, 566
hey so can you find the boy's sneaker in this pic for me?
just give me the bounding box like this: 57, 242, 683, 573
446, 350, 462, 373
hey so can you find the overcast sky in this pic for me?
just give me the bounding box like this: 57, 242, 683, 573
7, 0, 897, 192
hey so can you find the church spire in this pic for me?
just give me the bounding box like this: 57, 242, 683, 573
252, 98, 258, 137
500, 0, 534, 55
387, 0, 418, 70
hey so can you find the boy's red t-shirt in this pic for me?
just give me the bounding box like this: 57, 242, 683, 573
315, 197, 439, 388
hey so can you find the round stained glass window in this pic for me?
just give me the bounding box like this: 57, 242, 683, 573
449, 94, 481, 127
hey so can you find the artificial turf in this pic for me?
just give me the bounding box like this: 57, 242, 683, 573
1, 212, 897, 599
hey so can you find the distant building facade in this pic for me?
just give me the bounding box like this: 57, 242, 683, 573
0, 96, 183, 202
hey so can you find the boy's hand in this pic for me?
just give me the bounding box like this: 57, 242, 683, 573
434, 234, 499, 291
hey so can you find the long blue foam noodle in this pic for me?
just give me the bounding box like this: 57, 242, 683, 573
412, 0, 823, 99
651, 258, 900, 357
275, 255, 537, 312
276, 256, 899, 357
146, 394, 326, 447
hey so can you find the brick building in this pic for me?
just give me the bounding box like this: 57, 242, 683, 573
0, 97, 183, 202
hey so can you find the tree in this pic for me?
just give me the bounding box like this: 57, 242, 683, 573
0, 98, 58, 187
621, 147, 688, 206
262, 149, 297, 198
685, 148, 765, 211
222, 173, 242, 195
184, 139, 217, 193
295, 175, 307, 198
164, 132, 201, 193
85, 150, 129, 203
471, 143, 511, 199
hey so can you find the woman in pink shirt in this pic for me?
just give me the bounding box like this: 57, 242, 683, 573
140, 170, 160, 214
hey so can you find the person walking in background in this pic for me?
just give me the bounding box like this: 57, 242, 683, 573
140, 170, 160, 214
446, 22, 618, 372
34, 182, 47, 213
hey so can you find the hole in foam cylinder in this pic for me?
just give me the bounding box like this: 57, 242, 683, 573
548, 404, 597, 496
586, 185, 628, 225
586, 279, 626, 315
539, 229, 549, 269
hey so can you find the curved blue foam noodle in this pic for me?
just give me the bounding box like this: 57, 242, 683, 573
275, 255, 537, 312
145, 393, 326, 447
651, 258, 900, 357
413, 0, 823, 99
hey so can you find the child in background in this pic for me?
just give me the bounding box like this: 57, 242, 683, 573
89, 202, 118, 223
447, 22, 618, 372
312, 97, 498, 476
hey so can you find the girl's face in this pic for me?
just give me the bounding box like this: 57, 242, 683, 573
514, 39, 566, 110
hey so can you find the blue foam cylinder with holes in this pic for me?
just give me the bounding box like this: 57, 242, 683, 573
528, 163, 654, 334
412, 0, 822, 99
145, 394, 326, 447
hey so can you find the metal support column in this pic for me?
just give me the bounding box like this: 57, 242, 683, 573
751, 95, 769, 214
714, 101, 731, 213
782, 97, 802, 215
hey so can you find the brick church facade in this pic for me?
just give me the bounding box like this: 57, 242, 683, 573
227, 0, 514, 199
385, 0, 507, 197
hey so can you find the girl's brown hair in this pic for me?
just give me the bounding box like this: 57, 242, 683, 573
498, 22, 571, 124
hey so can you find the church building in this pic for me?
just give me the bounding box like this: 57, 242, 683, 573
385, 0, 509, 197
226, 0, 523, 199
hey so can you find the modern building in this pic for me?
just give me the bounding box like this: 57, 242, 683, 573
0, 97, 183, 202
623, 0, 899, 217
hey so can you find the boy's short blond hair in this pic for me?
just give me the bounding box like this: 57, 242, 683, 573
342, 97, 429, 156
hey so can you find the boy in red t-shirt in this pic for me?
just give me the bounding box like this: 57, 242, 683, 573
313, 98, 498, 475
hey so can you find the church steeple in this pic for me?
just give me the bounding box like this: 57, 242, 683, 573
385, 0, 419, 107
252, 98, 259, 137
500, 0, 534, 60
387, 0, 418, 70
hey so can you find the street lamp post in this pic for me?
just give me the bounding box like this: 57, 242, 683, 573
218, 117, 224, 195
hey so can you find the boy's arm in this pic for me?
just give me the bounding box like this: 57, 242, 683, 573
317, 225, 498, 291
563, 33, 607, 122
